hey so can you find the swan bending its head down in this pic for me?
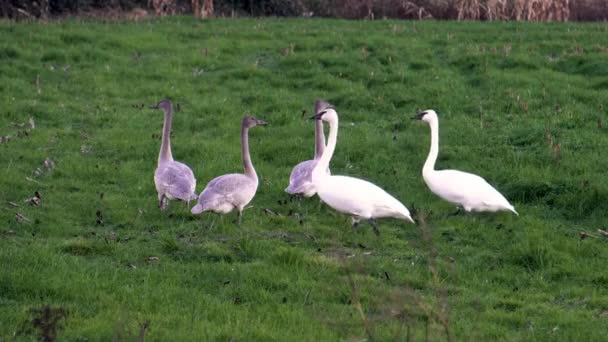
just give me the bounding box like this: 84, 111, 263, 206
152, 99, 197, 210
191, 116, 267, 223
412, 110, 517, 215
285, 100, 331, 197
310, 103, 414, 233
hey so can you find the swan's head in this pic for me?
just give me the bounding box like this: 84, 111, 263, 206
151, 99, 172, 112
314, 99, 333, 115
242, 115, 268, 128
310, 100, 337, 123
411, 110, 438, 124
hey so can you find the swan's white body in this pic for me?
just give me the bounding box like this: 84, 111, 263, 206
414, 110, 517, 215
191, 116, 266, 220
285, 100, 331, 197
315, 175, 413, 221
152, 100, 197, 208
311, 103, 414, 224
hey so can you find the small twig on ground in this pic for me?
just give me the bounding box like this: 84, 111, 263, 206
262, 208, 279, 216
26, 177, 43, 185
347, 272, 374, 341
138, 320, 149, 342
25, 191, 41, 207
580, 231, 598, 240
15, 212, 31, 223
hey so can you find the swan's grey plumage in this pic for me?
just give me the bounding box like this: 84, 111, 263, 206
285, 100, 331, 197
191, 116, 267, 221
412, 110, 517, 215
192, 174, 256, 214
152, 99, 197, 209
310, 102, 414, 230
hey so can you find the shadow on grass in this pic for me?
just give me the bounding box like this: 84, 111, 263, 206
14, 305, 67, 341
339, 211, 457, 341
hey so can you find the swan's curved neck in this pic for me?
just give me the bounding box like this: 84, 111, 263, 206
242, 124, 257, 181
313, 116, 337, 181
159, 107, 174, 164
423, 118, 439, 176
314, 119, 325, 160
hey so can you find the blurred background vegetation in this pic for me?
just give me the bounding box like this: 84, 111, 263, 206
1, 0, 607, 21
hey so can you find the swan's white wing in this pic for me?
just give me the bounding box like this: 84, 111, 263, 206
317, 175, 412, 221
428, 170, 514, 212
155, 161, 197, 201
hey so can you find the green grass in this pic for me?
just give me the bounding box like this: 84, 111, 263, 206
1, 17, 608, 340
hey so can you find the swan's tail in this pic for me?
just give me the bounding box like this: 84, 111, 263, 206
284, 184, 297, 194
390, 205, 415, 224
191, 203, 204, 215
394, 201, 415, 224
399, 211, 415, 224
509, 206, 519, 216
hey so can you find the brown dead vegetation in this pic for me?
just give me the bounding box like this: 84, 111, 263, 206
1, 0, 606, 20
453, 0, 571, 21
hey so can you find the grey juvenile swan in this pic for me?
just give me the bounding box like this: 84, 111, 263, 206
191, 116, 267, 223
284, 100, 331, 197
152, 99, 197, 210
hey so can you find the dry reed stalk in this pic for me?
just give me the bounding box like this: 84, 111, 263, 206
400, 1, 433, 20
457, 0, 482, 20
514, 0, 570, 21
148, 0, 175, 16
456, 0, 572, 21
126, 8, 149, 21
192, 0, 214, 18
485, 0, 509, 20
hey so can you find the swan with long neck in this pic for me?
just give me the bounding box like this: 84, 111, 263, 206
191, 116, 267, 223
310, 103, 414, 232
412, 110, 517, 215
285, 100, 330, 197
152, 99, 197, 209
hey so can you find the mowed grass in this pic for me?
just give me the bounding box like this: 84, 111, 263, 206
1, 17, 608, 340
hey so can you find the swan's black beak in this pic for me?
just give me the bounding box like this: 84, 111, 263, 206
309, 111, 326, 120
256, 119, 268, 126
411, 111, 427, 120
150, 104, 159, 109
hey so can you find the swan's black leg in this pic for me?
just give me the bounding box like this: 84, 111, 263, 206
237, 210, 243, 225
368, 219, 380, 236
318, 198, 325, 212
351, 217, 360, 232
159, 194, 167, 210
447, 207, 463, 217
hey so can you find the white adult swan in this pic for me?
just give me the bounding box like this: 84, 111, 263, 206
151, 99, 197, 210
412, 110, 518, 215
311, 103, 414, 233
191, 116, 267, 223
285, 100, 330, 197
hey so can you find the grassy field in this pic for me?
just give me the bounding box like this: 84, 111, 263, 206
1, 17, 608, 340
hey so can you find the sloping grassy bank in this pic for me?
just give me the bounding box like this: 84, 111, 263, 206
1, 18, 607, 340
